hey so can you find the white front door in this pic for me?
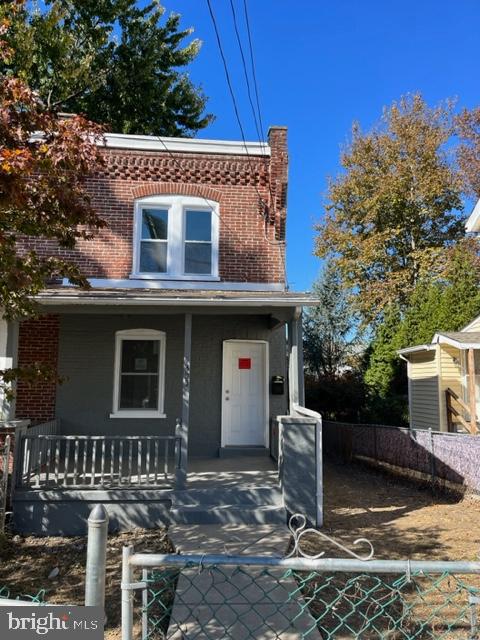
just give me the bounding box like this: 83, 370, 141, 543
222, 340, 268, 447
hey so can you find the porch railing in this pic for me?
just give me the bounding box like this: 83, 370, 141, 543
16, 435, 181, 490
445, 387, 478, 434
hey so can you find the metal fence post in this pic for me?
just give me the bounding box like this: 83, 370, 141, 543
85, 504, 109, 611
429, 428, 436, 490
121, 546, 134, 640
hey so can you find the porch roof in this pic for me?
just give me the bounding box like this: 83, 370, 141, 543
432, 332, 480, 350
34, 287, 319, 308
398, 331, 480, 358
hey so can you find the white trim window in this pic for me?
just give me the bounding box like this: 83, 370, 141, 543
111, 329, 166, 418
132, 195, 219, 280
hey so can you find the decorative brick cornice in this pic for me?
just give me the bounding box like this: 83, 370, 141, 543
131, 182, 224, 203
98, 149, 268, 187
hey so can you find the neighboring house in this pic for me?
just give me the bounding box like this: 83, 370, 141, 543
0, 127, 321, 534
398, 322, 480, 434
398, 199, 480, 435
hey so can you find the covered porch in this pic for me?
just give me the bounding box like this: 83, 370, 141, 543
6, 288, 321, 534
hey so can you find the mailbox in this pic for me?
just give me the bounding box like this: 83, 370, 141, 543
271, 375, 285, 395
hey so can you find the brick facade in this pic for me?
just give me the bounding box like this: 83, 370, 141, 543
20, 127, 288, 284
14, 128, 288, 422
15, 315, 59, 422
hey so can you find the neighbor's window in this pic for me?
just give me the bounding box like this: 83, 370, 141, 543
111, 329, 166, 418
133, 195, 219, 279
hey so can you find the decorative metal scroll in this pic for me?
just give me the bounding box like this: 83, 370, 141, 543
285, 514, 375, 561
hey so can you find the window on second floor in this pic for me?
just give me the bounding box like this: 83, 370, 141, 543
132, 195, 219, 280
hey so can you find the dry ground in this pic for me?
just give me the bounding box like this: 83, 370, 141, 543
0, 460, 479, 638
321, 459, 480, 561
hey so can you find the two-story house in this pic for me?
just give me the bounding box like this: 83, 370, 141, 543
1, 126, 320, 534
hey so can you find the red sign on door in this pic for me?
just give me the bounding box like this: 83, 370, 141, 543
238, 357, 251, 370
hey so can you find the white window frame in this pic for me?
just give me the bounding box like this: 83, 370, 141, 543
132, 195, 220, 281
110, 329, 166, 419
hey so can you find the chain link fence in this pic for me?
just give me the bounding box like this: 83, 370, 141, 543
122, 549, 480, 639
0, 585, 46, 606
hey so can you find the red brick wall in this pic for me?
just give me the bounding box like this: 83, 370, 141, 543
15, 315, 59, 422
20, 127, 288, 284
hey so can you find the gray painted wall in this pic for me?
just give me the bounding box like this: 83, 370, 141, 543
56, 313, 288, 457
279, 416, 322, 527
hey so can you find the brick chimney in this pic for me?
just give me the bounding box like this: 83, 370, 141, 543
268, 126, 288, 241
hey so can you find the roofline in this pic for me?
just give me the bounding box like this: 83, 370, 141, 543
397, 344, 434, 357
433, 332, 480, 350
34, 294, 318, 308
462, 315, 480, 331
102, 133, 271, 157
466, 198, 480, 233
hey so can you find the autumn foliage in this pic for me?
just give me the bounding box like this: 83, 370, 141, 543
0, 8, 105, 319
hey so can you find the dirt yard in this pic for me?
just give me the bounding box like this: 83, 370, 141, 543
320, 460, 480, 561
0, 461, 479, 637
0, 527, 172, 638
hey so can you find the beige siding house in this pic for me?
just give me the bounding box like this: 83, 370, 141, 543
398, 200, 480, 434
399, 322, 480, 434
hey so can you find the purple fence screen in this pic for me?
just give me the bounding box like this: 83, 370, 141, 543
323, 421, 480, 493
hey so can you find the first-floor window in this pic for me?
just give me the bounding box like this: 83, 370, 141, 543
111, 329, 166, 418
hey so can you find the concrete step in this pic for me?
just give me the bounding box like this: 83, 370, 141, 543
219, 446, 270, 458
172, 485, 282, 507
169, 504, 287, 525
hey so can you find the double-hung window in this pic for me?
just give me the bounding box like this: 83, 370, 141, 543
111, 329, 166, 418
133, 195, 219, 280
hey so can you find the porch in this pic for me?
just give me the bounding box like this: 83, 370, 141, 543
6, 289, 320, 534
11, 412, 320, 535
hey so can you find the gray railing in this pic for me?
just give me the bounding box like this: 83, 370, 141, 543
16, 434, 180, 489
0, 434, 10, 532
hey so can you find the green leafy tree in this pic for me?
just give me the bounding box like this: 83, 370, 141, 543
2, 0, 213, 136
303, 262, 359, 378
316, 94, 464, 325
0, 7, 105, 393
303, 263, 366, 421
364, 240, 480, 423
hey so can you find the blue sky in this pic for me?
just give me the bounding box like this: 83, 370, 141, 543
158, 0, 479, 292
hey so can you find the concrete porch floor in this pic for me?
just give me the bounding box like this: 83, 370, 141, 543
186, 456, 279, 489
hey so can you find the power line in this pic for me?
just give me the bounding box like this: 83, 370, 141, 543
228, 0, 263, 146
204, 0, 269, 212
204, 0, 288, 286
243, 0, 266, 144
155, 134, 287, 286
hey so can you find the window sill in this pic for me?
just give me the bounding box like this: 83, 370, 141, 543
109, 412, 167, 419
130, 273, 220, 282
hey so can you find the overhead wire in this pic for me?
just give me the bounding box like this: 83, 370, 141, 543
205, 0, 288, 286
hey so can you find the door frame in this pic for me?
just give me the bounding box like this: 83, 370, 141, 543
221, 339, 269, 448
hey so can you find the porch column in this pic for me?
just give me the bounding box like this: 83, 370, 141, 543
288, 307, 305, 410
467, 348, 478, 434
0, 317, 19, 420
176, 313, 191, 489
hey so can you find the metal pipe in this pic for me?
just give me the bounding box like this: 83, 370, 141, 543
128, 551, 480, 575
121, 546, 134, 640
85, 504, 109, 611
315, 418, 323, 528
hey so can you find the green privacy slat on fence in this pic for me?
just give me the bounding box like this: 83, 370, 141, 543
140, 566, 480, 640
